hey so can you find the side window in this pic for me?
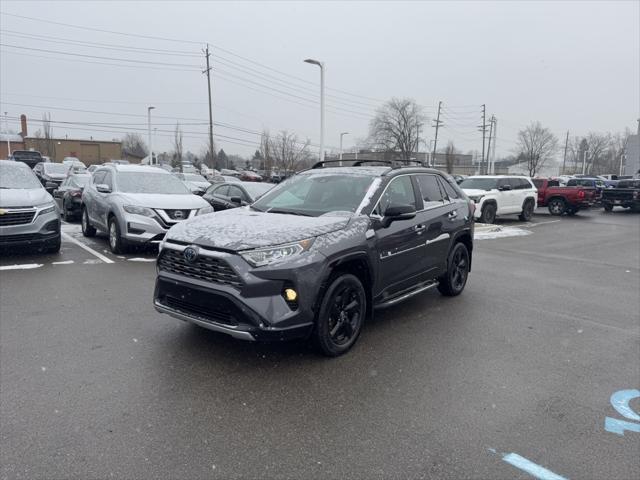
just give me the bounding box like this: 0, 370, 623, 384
93, 171, 106, 185
439, 178, 460, 200
498, 178, 512, 189
374, 176, 416, 216
103, 172, 114, 190
516, 178, 529, 189
214, 185, 230, 197
416, 175, 445, 207
548, 180, 560, 187
227, 186, 243, 199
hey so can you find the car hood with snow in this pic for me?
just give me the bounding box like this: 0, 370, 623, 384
165, 207, 351, 251
115, 193, 209, 209
0, 188, 53, 208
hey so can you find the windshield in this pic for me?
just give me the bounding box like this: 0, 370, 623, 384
252, 173, 375, 216
0, 163, 43, 189
184, 174, 208, 182
70, 175, 91, 188
459, 178, 499, 190
117, 172, 191, 194
44, 163, 70, 175
242, 182, 273, 199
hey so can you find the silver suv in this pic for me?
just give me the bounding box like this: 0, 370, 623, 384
81, 164, 212, 253
0, 160, 61, 253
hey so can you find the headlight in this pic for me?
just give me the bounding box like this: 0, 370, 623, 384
196, 205, 214, 216
240, 238, 315, 267
123, 205, 155, 217
36, 201, 56, 216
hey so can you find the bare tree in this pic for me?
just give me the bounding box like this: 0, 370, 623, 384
121, 133, 148, 160
444, 141, 457, 173
171, 122, 183, 172
260, 130, 274, 173
367, 98, 426, 161
515, 122, 559, 176
583, 132, 611, 174
271, 130, 311, 173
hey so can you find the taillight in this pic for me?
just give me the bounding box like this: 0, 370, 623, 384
578, 190, 585, 199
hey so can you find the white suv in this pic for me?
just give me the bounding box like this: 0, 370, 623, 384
459, 176, 537, 223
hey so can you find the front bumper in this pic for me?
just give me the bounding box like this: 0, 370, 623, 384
0, 209, 61, 248
120, 212, 171, 244
153, 242, 324, 341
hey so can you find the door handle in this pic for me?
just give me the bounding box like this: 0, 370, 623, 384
448, 211, 458, 220
414, 224, 426, 234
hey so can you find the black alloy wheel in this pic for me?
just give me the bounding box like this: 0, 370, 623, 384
438, 242, 470, 297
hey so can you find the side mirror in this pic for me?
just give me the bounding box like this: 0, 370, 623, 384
45, 181, 58, 193
230, 196, 242, 205
96, 184, 111, 193
499, 185, 512, 191
381, 204, 416, 228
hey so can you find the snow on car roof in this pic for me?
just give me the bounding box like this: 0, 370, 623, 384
110, 164, 170, 174
299, 166, 391, 176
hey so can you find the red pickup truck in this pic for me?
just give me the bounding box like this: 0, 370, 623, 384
532, 178, 597, 215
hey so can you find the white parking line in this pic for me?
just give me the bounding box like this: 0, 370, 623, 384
526, 220, 561, 228
61, 233, 114, 264
0, 263, 43, 271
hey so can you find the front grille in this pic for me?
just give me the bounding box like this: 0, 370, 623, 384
164, 296, 237, 326
163, 209, 192, 220
158, 248, 243, 288
0, 210, 36, 226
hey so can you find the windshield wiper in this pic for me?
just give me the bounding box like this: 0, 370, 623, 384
249, 205, 264, 212
266, 208, 312, 216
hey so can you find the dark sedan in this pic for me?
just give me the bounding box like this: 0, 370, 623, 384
52, 173, 92, 221
203, 181, 273, 211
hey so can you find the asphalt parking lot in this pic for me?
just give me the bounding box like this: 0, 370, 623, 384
1, 209, 639, 480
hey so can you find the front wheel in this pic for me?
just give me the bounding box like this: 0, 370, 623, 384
548, 198, 566, 216
438, 242, 470, 297
479, 203, 496, 224
43, 235, 61, 254
603, 203, 614, 212
108, 216, 128, 254
313, 274, 366, 357
518, 199, 534, 221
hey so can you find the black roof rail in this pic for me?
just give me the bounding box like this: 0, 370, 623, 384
311, 159, 394, 169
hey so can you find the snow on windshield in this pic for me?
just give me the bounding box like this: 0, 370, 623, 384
117, 172, 190, 194
0, 162, 42, 189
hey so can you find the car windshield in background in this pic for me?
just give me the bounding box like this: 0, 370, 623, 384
252, 173, 374, 216
44, 163, 70, 174
117, 172, 190, 194
459, 178, 499, 190
242, 182, 273, 199
71, 175, 91, 188
0, 163, 43, 189
185, 174, 208, 182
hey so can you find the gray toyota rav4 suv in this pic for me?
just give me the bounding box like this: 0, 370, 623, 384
154, 161, 474, 356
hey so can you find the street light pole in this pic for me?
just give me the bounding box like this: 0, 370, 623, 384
582, 149, 588, 175
304, 58, 325, 162
147, 106, 155, 164
339, 131, 349, 165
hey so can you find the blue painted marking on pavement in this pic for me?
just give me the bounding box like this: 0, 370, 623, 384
610, 389, 640, 421
502, 453, 568, 480
605, 417, 640, 435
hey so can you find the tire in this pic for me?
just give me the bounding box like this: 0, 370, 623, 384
438, 242, 470, 297
566, 208, 577, 216
62, 200, 70, 222
548, 198, 566, 216
81, 207, 96, 237
312, 274, 366, 357
44, 235, 61, 254
479, 203, 497, 224
518, 199, 534, 221
108, 216, 128, 254
603, 203, 613, 212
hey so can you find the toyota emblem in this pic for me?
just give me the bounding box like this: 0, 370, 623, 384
183, 246, 199, 263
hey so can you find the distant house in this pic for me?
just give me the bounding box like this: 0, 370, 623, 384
121, 148, 146, 164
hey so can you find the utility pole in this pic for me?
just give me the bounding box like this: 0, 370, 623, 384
486, 116, 494, 175
204, 44, 215, 169
562, 130, 569, 175
415, 121, 420, 164
490, 117, 497, 174
4, 112, 10, 157
478, 104, 487, 175
432, 101, 443, 168
582, 149, 588, 175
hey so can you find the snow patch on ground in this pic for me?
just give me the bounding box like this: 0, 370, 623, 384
475, 226, 532, 240
61, 223, 83, 234
127, 258, 156, 262
0, 263, 43, 271
83, 259, 102, 264
52, 260, 74, 265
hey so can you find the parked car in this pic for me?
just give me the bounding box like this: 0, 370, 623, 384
203, 181, 274, 210
33, 162, 71, 191
566, 178, 606, 202
210, 175, 241, 184
532, 178, 597, 215
239, 170, 263, 182
87, 165, 99, 173
81, 164, 212, 253
601, 179, 640, 212
175, 173, 211, 196
9, 150, 43, 169
220, 169, 241, 177
154, 162, 474, 356
459, 175, 537, 223
52, 173, 92, 221
0, 160, 61, 252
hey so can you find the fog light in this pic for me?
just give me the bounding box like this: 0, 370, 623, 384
284, 288, 298, 302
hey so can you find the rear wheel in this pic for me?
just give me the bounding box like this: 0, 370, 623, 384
518, 199, 534, 221
479, 203, 496, 224
603, 203, 614, 212
108, 216, 127, 254
313, 274, 366, 357
81, 207, 96, 237
548, 198, 566, 216
438, 242, 470, 297
62, 200, 71, 222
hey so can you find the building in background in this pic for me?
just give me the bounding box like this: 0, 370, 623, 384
2, 114, 122, 165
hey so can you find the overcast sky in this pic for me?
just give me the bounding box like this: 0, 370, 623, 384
1, 0, 638, 160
